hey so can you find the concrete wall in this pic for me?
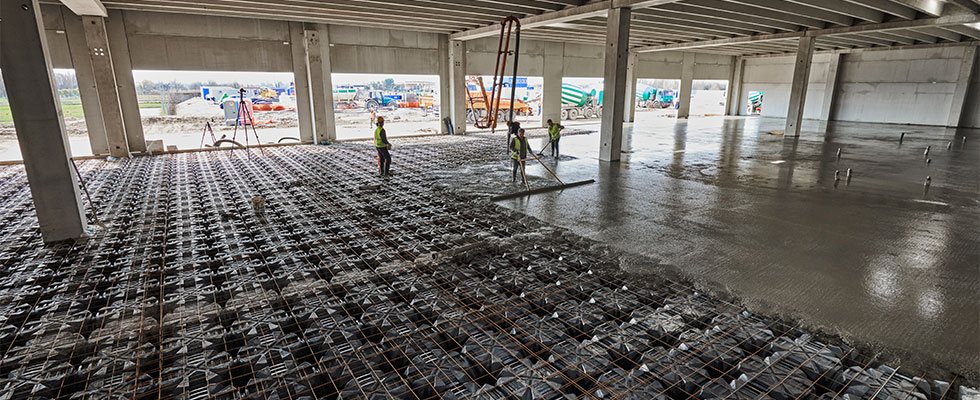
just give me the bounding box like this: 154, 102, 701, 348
465, 36, 548, 76
741, 46, 977, 126
329, 25, 444, 75
833, 46, 968, 126
43, 7, 446, 75
465, 37, 733, 80
962, 50, 980, 128
740, 53, 833, 120
123, 12, 292, 72
636, 52, 732, 80
41, 4, 72, 69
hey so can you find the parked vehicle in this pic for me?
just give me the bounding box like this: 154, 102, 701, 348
560, 83, 601, 120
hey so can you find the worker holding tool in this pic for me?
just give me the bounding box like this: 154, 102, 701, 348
375, 117, 392, 176
511, 128, 529, 182
547, 119, 564, 157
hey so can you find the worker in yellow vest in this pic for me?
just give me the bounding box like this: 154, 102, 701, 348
510, 128, 528, 182
375, 117, 392, 176
547, 119, 564, 157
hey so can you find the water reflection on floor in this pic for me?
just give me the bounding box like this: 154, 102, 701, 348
501, 114, 979, 379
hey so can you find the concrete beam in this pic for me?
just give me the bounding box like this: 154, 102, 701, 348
59, 0, 106, 17
82, 15, 130, 157
448, 39, 467, 134
948, 45, 977, 126
677, 52, 694, 119
542, 41, 564, 128
786, 36, 816, 136
624, 51, 639, 123
105, 9, 145, 153
449, 0, 682, 41
842, 0, 917, 19
62, 9, 109, 155
289, 22, 315, 143
785, 0, 885, 22
438, 35, 452, 134
819, 52, 843, 121
633, 13, 980, 53
599, 7, 631, 162
887, 0, 945, 16
305, 23, 337, 143
726, 56, 744, 116
1, 0, 88, 242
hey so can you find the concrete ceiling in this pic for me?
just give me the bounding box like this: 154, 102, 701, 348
59, 0, 980, 56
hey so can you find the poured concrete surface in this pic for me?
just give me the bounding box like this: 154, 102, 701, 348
494, 114, 980, 380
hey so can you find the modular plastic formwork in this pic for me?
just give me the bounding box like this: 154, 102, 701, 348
0, 138, 969, 399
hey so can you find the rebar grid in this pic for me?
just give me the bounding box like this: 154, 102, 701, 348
0, 136, 963, 399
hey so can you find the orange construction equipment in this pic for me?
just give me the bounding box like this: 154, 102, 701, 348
465, 76, 532, 123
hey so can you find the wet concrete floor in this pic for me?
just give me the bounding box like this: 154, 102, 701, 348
493, 114, 979, 380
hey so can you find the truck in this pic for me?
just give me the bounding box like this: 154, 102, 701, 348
355, 89, 399, 111
747, 91, 763, 114
465, 78, 533, 124
561, 83, 601, 120
334, 87, 399, 111
638, 88, 676, 109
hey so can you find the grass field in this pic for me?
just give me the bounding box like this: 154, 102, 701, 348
0, 98, 161, 123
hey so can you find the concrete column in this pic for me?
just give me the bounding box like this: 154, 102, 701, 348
677, 52, 695, 119
105, 10, 145, 153
62, 10, 109, 155
947, 45, 977, 127
624, 51, 639, 123
542, 41, 564, 127
81, 16, 129, 157
598, 7, 631, 163
1, 0, 88, 242
818, 53, 842, 121
785, 36, 816, 136
449, 39, 467, 134
726, 56, 744, 116
305, 23, 336, 143
289, 22, 315, 143
438, 35, 452, 134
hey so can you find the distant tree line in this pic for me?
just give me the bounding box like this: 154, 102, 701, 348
0, 70, 79, 98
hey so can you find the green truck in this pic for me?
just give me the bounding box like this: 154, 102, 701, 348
560, 83, 602, 120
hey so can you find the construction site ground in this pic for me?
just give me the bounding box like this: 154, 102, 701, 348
0, 114, 976, 398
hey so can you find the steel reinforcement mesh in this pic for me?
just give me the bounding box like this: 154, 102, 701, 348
0, 136, 967, 399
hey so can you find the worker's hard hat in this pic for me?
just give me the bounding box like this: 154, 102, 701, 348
377, 116, 384, 123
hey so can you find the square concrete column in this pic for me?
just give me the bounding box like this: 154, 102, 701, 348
726, 56, 744, 116
624, 51, 639, 123
947, 45, 977, 127
105, 10, 145, 153
819, 53, 842, 121
677, 52, 695, 119
438, 35, 452, 134
305, 23, 337, 143
82, 16, 130, 157
62, 9, 109, 155
449, 39, 467, 134
1, 0, 88, 242
289, 22, 315, 143
785, 36, 816, 136
598, 7, 631, 163
542, 41, 564, 127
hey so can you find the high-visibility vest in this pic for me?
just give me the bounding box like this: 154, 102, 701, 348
374, 127, 386, 148
548, 124, 561, 141
511, 137, 524, 160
